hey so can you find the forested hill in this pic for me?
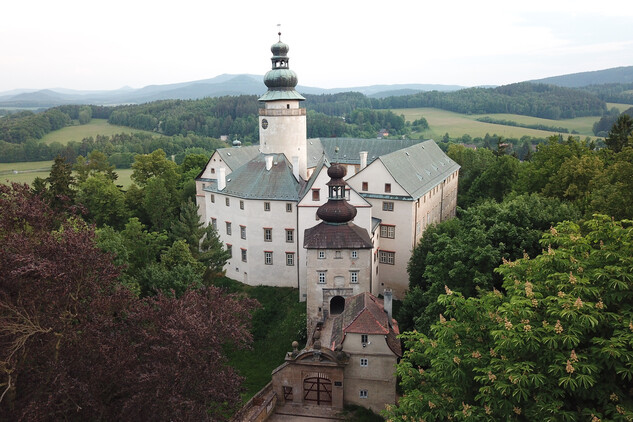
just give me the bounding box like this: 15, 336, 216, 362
530, 66, 633, 87
369, 82, 606, 119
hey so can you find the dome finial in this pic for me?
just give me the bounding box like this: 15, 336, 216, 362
277, 23, 281, 41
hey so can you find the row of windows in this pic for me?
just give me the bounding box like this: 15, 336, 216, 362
317, 250, 358, 259
210, 195, 293, 213
216, 222, 295, 243
317, 271, 359, 284
361, 182, 391, 193
225, 247, 296, 266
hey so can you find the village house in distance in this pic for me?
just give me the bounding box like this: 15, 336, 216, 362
195, 34, 460, 302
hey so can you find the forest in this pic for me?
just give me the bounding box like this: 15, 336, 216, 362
387, 114, 633, 421
4, 80, 632, 164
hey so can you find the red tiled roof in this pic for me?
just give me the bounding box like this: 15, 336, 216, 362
330, 292, 402, 357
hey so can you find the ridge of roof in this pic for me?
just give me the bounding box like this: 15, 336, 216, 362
379, 139, 460, 199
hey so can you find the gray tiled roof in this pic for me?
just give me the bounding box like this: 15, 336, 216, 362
318, 138, 423, 165
215, 145, 260, 171
206, 153, 305, 200
379, 140, 460, 200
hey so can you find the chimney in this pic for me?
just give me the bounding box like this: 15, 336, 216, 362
360, 151, 368, 170
265, 155, 273, 171
292, 156, 300, 181
383, 288, 393, 322
217, 167, 226, 191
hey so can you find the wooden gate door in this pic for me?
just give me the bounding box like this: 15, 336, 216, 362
303, 375, 332, 405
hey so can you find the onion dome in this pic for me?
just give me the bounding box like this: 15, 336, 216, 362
259, 32, 305, 102
316, 162, 358, 224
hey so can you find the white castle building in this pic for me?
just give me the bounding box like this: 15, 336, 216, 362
196, 35, 460, 300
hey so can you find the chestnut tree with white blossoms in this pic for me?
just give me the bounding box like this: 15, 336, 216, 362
386, 215, 633, 421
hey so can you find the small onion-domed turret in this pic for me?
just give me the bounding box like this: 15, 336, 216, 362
316, 162, 358, 224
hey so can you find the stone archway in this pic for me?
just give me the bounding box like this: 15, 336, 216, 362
330, 296, 345, 315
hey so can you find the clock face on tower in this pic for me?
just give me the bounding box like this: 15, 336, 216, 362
261, 119, 269, 129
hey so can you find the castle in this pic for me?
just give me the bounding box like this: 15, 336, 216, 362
197, 34, 459, 416
195, 35, 460, 303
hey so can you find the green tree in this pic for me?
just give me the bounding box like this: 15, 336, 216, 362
605, 114, 633, 153
590, 147, 633, 220
401, 194, 579, 333
199, 223, 231, 276
131, 148, 179, 187
78, 105, 92, 124
44, 155, 76, 211
387, 216, 633, 421
74, 150, 117, 183
77, 174, 129, 228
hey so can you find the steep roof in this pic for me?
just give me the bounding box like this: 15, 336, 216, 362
204, 153, 305, 200
330, 292, 401, 357
379, 140, 460, 200
215, 145, 260, 171
318, 138, 422, 165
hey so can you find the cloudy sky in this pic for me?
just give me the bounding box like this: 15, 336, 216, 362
2, 0, 632, 93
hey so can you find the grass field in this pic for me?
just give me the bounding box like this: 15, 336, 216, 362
41, 118, 158, 145
392, 107, 601, 140
1, 161, 135, 188
607, 102, 633, 112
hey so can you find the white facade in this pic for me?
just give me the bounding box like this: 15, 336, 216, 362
195, 38, 460, 300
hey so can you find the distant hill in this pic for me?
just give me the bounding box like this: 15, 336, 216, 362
0, 75, 464, 108
530, 66, 633, 88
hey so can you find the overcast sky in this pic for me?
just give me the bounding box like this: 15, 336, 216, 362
2, 0, 632, 93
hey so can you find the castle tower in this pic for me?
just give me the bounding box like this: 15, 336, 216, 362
258, 33, 308, 180
303, 162, 373, 327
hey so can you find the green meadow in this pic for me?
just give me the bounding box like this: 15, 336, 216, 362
41, 118, 158, 145
393, 107, 602, 140
1, 161, 135, 188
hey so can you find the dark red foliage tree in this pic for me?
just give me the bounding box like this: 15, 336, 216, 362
0, 183, 256, 421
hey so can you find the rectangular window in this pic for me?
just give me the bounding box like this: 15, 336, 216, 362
240, 225, 246, 239
240, 200, 244, 210
286, 252, 295, 266
359, 390, 368, 399
334, 250, 342, 259
382, 201, 394, 211
360, 358, 368, 367
362, 181, 368, 191
241, 248, 247, 262
318, 250, 325, 259
225, 197, 230, 206
211, 218, 217, 229
379, 250, 395, 265
264, 228, 272, 242
318, 271, 326, 284
286, 229, 294, 243
226, 244, 232, 258
264, 251, 273, 265
351, 250, 358, 259
211, 168, 215, 174
264, 202, 271, 211
226, 222, 232, 235
286, 203, 292, 212
211, 194, 215, 203
312, 189, 320, 201
350, 271, 359, 284
361, 334, 368, 343
385, 183, 391, 193
380, 224, 395, 239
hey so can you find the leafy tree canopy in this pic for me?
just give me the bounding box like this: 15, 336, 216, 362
388, 215, 633, 421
